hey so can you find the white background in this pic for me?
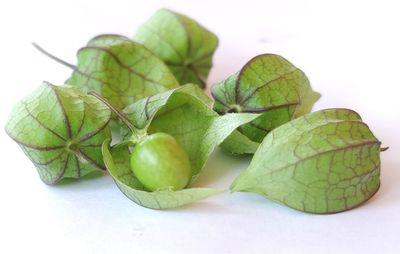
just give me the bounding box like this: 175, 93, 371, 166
0, 0, 399, 253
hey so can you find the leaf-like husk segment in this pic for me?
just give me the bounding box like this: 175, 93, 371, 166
231, 108, 381, 214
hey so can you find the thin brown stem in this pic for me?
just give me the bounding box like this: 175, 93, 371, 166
32, 42, 76, 70
88, 91, 136, 132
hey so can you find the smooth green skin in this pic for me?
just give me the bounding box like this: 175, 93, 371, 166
231, 109, 381, 214
5, 82, 111, 184
135, 9, 219, 88
212, 54, 321, 144
68, 34, 179, 111
130, 133, 191, 191
103, 140, 224, 210
103, 86, 258, 209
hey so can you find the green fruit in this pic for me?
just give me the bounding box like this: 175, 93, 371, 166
130, 133, 191, 191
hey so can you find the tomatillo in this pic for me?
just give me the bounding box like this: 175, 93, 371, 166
130, 133, 191, 191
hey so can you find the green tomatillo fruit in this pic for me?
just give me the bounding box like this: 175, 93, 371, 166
130, 133, 191, 191
211, 54, 320, 143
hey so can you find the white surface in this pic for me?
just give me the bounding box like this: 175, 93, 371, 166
0, 0, 399, 253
